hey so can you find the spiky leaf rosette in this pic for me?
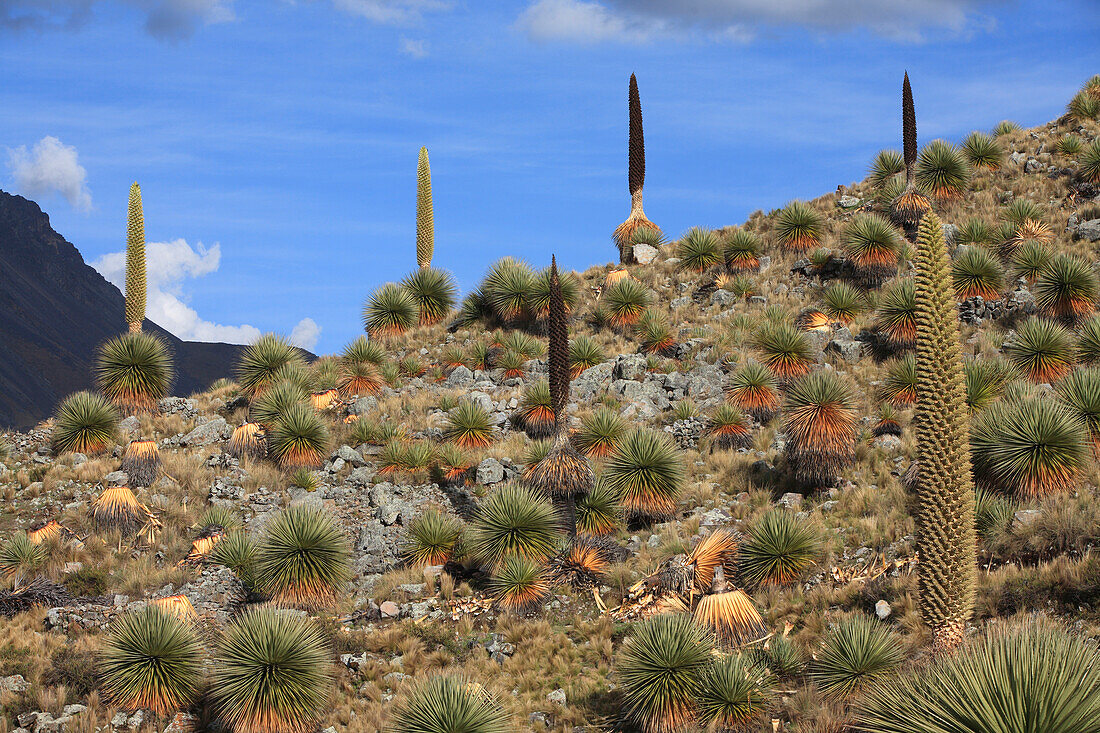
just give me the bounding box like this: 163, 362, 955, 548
992, 119, 1020, 136
1034, 254, 1099, 324
529, 266, 580, 321
236, 333, 306, 399
125, 182, 146, 331
723, 229, 761, 272
603, 276, 652, 329
963, 358, 1011, 414
482, 257, 536, 324
569, 335, 605, 377
197, 504, 242, 534
1004, 316, 1076, 383
1013, 240, 1049, 284
249, 379, 307, 428
576, 478, 621, 536
604, 428, 685, 524
843, 213, 903, 286
782, 370, 858, 489
697, 654, 774, 731
416, 146, 433, 268
573, 407, 628, 458
955, 217, 994, 247
548, 536, 610, 588
774, 200, 822, 253
467, 483, 562, 568
51, 390, 118, 455
490, 553, 549, 612
1057, 134, 1084, 156
726, 361, 780, 423
809, 615, 904, 700
855, 624, 1100, 733
916, 140, 972, 202
401, 267, 457, 325
909, 212, 977, 653
707, 403, 752, 451
514, 381, 555, 439
212, 607, 333, 733
1056, 366, 1100, 451
526, 431, 595, 534
121, 439, 160, 487
1079, 315, 1100, 365
971, 396, 1088, 498
869, 149, 905, 189
363, 282, 419, 338
740, 509, 823, 588
1081, 138, 1100, 184
96, 331, 174, 413
635, 309, 675, 355
99, 605, 202, 717
876, 278, 918, 349
961, 130, 1002, 170
443, 400, 495, 449
209, 531, 257, 588
951, 245, 1004, 301
402, 508, 463, 567
617, 613, 714, 733
255, 504, 351, 609
0, 533, 47, 579
267, 403, 329, 470
391, 675, 511, 733
753, 321, 813, 381
676, 227, 722, 273
881, 354, 918, 407
821, 281, 865, 324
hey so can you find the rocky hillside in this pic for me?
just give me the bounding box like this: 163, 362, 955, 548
0, 190, 241, 430
1, 80, 1100, 733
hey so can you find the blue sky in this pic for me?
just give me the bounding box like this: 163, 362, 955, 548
2, 0, 1098, 354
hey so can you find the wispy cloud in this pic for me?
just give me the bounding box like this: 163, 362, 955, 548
399, 35, 428, 57
92, 238, 319, 346
518, 0, 1006, 43
0, 0, 235, 40
7, 136, 92, 212
329, 0, 450, 24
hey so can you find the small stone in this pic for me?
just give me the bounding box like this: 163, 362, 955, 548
476, 458, 505, 485
104, 470, 128, 486
838, 195, 860, 209
0, 675, 27, 693
379, 600, 400, 618
547, 688, 567, 706
633, 243, 659, 265
875, 600, 892, 620
779, 492, 803, 510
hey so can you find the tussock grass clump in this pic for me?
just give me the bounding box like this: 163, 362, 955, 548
212, 607, 333, 733
391, 675, 511, 733
96, 331, 174, 413
99, 605, 202, 717
363, 282, 419, 338
51, 391, 117, 455
236, 334, 306, 399
255, 504, 351, 609
808, 615, 904, 700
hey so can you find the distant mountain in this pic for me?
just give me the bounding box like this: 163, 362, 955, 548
0, 190, 241, 430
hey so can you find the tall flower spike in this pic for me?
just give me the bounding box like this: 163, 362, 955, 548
613, 73, 661, 263
892, 72, 932, 230
416, 146, 434, 268
910, 211, 977, 654
125, 182, 146, 332
548, 255, 569, 423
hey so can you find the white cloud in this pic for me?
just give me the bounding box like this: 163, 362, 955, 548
517, 0, 1004, 43
329, 0, 449, 24
7, 136, 92, 212
289, 318, 322, 350
92, 238, 319, 347
399, 35, 428, 57
0, 0, 234, 40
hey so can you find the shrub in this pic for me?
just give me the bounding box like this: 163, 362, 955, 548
443, 401, 495, 449
604, 428, 685, 524
569, 335, 605, 377
616, 613, 714, 733
467, 484, 561, 568
843, 213, 902, 285
740, 510, 822, 587
697, 654, 774, 731
821, 281, 865, 324
855, 624, 1100, 733
403, 509, 463, 567
401, 267, 457, 325
603, 277, 652, 329
96, 331, 174, 413
753, 321, 813, 380
961, 130, 1001, 170
808, 615, 904, 700
255, 505, 351, 608
1003, 317, 1076, 382
363, 282, 418, 338
774, 200, 822, 253
876, 279, 917, 348
723, 229, 761, 272
726, 361, 780, 422
1034, 254, 1099, 324
99, 606, 202, 717
916, 139, 971, 201
267, 403, 330, 469
390, 675, 511, 733
676, 227, 722, 272
783, 370, 858, 488
51, 391, 117, 454
573, 407, 627, 458
212, 608, 333, 733
236, 334, 306, 399
971, 396, 1088, 498
951, 245, 1004, 301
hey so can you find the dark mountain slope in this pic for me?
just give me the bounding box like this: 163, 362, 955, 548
0, 190, 240, 430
